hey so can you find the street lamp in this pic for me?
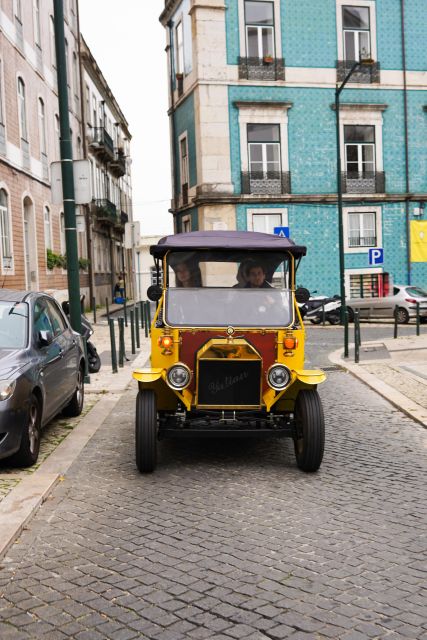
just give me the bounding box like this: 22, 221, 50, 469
335, 54, 375, 357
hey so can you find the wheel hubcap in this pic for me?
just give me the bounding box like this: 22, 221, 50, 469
76, 370, 83, 406
28, 405, 39, 454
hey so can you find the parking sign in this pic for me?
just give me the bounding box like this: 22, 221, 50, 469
273, 226, 289, 238
369, 248, 384, 265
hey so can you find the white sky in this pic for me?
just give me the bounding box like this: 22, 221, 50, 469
78, 0, 173, 237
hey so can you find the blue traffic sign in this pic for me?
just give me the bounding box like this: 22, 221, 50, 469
369, 248, 384, 265
273, 226, 289, 238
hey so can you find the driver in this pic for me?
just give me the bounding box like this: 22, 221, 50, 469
245, 262, 273, 289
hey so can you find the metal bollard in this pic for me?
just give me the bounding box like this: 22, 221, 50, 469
105, 297, 110, 323
130, 309, 136, 355
354, 311, 360, 363
92, 297, 96, 325
123, 297, 128, 328
135, 306, 140, 348
416, 302, 420, 337
109, 318, 118, 374
118, 317, 125, 367
322, 303, 325, 326
140, 300, 144, 329
144, 301, 150, 337
393, 305, 399, 339
146, 300, 151, 330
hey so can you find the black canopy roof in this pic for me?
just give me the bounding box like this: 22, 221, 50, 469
150, 231, 306, 258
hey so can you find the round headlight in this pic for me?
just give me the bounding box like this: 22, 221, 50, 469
0, 379, 16, 401
267, 365, 291, 391
166, 363, 191, 390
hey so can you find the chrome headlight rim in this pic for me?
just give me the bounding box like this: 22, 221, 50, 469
267, 364, 291, 391
0, 379, 17, 401
166, 363, 192, 390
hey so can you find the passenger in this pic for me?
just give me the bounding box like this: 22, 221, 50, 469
175, 260, 202, 287
245, 262, 273, 289
233, 259, 253, 288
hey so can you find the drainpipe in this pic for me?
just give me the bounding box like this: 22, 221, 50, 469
400, 0, 411, 284
167, 20, 178, 232
76, 0, 95, 306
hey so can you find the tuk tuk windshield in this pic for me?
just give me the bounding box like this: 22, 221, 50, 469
165, 250, 293, 328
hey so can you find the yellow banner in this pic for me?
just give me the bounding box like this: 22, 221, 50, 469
410, 220, 427, 262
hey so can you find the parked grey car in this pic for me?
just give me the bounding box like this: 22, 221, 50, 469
0, 290, 86, 467
347, 285, 427, 323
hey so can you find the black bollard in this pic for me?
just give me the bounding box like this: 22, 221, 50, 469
135, 306, 140, 349
416, 302, 420, 337
130, 309, 136, 355
321, 303, 325, 326
109, 318, 118, 374
139, 300, 144, 329
123, 297, 128, 328
118, 317, 125, 367
92, 297, 96, 325
393, 305, 399, 339
105, 297, 110, 323
354, 311, 360, 363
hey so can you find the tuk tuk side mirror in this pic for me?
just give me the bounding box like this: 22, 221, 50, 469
38, 330, 53, 346
295, 287, 310, 303
147, 285, 163, 302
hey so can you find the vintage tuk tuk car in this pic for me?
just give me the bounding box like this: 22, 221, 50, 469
132, 230, 326, 473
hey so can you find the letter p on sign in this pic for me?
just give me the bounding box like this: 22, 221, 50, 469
369, 248, 384, 265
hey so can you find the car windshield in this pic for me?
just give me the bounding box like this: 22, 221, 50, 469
165, 250, 293, 327
406, 287, 427, 298
0, 302, 28, 348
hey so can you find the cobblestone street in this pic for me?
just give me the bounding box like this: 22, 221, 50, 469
0, 352, 426, 639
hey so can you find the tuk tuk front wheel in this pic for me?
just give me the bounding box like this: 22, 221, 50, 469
135, 389, 157, 473
293, 389, 325, 472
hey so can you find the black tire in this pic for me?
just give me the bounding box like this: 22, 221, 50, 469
294, 389, 325, 472
135, 389, 157, 473
328, 313, 340, 325
396, 307, 409, 324
309, 316, 321, 325
10, 394, 41, 467
63, 365, 84, 417
88, 351, 101, 373
347, 307, 355, 323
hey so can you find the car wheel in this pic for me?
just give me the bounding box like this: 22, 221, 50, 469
293, 390, 325, 473
135, 389, 157, 473
10, 394, 41, 467
396, 307, 410, 324
62, 365, 84, 417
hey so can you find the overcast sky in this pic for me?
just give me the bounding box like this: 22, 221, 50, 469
78, 0, 173, 237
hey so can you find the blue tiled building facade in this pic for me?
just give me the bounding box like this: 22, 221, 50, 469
160, 0, 427, 297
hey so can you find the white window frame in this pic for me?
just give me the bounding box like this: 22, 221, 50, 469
0, 186, 14, 274
49, 15, 56, 69
336, 0, 377, 63
54, 113, 60, 159
14, 0, 22, 23
0, 58, 5, 126
343, 205, 382, 253
178, 132, 189, 188
248, 124, 281, 177
182, 215, 191, 233
237, 103, 291, 174
345, 267, 383, 300
244, 0, 275, 59
44, 205, 52, 251
338, 105, 384, 173
17, 76, 28, 141
38, 97, 47, 156
246, 208, 288, 233
238, 0, 281, 59
33, 0, 41, 49
59, 211, 66, 256
175, 19, 184, 75
344, 124, 375, 175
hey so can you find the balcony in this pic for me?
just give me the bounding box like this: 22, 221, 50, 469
109, 149, 127, 177
238, 57, 285, 81
336, 60, 381, 84
342, 171, 385, 194
241, 171, 291, 195
114, 210, 129, 230
88, 127, 115, 162
91, 198, 118, 225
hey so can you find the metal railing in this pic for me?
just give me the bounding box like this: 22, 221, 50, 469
92, 198, 118, 224
238, 56, 286, 81
336, 60, 381, 84
89, 127, 115, 160
342, 171, 385, 194
241, 171, 291, 195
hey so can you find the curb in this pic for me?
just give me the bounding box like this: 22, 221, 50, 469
329, 347, 427, 428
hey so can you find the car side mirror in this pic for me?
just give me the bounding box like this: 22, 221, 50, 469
38, 330, 53, 346
147, 285, 163, 302
295, 287, 310, 303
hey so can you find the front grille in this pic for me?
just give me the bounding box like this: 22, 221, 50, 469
197, 360, 261, 407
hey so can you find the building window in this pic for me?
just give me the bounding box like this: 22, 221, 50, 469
14, 0, 22, 21
348, 271, 383, 299
247, 208, 288, 233
150, 265, 163, 286
60, 212, 66, 255
0, 189, 12, 271
182, 216, 191, 233
0, 60, 4, 125
73, 52, 79, 101
245, 0, 275, 59
64, 39, 70, 88
54, 114, 60, 159
38, 98, 47, 156
33, 0, 41, 48
344, 125, 375, 177
17, 78, 28, 141
50, 15, 56, 68
175, 21, 184, 75
348, 211, 376, 247
44, 206, 52, 250
343, 5, 371, 61
179, 134, 189, 205
248, 123, 281, 178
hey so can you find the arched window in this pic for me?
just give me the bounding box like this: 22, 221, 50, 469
17, 77, 28, 141
44, 206, 52, 250
38, 98, 47, 156
72, 52, 79, 99
0, 189, 12, 270
33, 0, 41, 48
50, 16, 56, 68
54, 114, 60, 158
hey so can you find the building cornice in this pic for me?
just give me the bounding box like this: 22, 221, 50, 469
331, 103, 388, 111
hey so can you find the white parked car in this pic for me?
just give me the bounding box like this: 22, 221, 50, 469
347, 285, 427, 323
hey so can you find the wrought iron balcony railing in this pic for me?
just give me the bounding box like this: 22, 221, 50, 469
348, 235, 377, 248
92, 198, 118, 224
342, 171, 385, 194
88, 127, 115, 161
109, 150, 126, 177
336, 60, 380, 84
238, 56, 285, 81
241, 171, 291, 195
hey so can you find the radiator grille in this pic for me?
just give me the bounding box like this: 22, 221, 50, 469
197, 360, 261, 407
